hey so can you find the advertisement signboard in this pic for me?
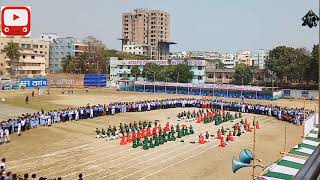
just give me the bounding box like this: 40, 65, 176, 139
47, 74, 84, 87
20, 78, 48, 88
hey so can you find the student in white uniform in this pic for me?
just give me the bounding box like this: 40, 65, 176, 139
47, 115, 52, 126
4, 129, 9, 143
0, 129, 3, 143
90, 108, 94, 118
17, 122, 21, 136
75, 109, 79, 120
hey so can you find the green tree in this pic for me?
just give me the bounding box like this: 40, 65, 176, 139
142, 63, 161, 81
62, 55, 77, 73
233, 64, 252, 85
130, 65, 141, 80
82, 36, 107, 73
305, 44, 319, 84
172, 64, 193, 83
217, 59, 226, 69
1, 41, 21, 78
294, 48, 310, 84
158, 65, 174, 82
265, 46, 297, 82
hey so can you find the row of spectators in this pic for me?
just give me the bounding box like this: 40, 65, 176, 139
0, 98, 312, 143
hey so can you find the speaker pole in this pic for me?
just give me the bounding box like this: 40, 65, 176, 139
252, 116, 256, 179
284, 120, 287, 153
303, 99, 306, 138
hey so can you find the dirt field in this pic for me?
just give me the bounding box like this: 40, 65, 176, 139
0, 88, 316, 180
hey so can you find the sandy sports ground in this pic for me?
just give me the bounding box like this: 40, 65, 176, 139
0, 88, 317, 180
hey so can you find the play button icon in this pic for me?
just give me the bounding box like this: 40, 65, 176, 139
3, 8, 28, 26
13, 14, 20, 21
1, 6, 31, 36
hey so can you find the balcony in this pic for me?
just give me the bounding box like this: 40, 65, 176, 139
16, 65, 45, 71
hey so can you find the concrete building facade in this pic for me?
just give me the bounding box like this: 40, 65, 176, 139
253, 49, 269, 69
123, 42, 148, 56
110, 57, 206, 84
40, 33, 88, 73
122, 9, 172, 60
236, 50, 253, 66
0, 36, 49, 78
221, 53, 236, 69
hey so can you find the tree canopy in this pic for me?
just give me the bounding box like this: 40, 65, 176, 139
61, 36, 149, 74
265, 45, 318, 86
233, 64, 252, 85
1, 41, 21, 78
142, 63, 193, 83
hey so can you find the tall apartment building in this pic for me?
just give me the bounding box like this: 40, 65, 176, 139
0, 36, 49, 78
122, 9, 173, 60
253, 49, 269, 69
40, 33, 88, 73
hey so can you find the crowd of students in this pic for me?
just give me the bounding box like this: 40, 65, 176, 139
0, 98, 313, 143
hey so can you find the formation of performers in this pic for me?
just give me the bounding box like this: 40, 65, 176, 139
0, 98, 312, 144
177, 108, 242, 125
96, 120, 155, 140
198, 118, 261, 146
116, 122, 195, 150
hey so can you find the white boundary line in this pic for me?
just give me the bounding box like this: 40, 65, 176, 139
142, 119, 274, 179
14, 143, 119, 172
95, 136, 199, 180
65, 127, 203, 178
116, 116, 271, 180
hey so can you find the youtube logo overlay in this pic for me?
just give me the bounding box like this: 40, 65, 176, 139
1, 6, 31, 36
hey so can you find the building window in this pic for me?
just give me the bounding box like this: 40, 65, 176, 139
33, 45, 38, 48
40, 45, 43, 48
198, 66, 202, 70
31, 56, 35, 59
198, 76, 203, 80
23, 55, 26, 59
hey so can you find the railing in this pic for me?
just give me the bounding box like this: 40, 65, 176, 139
294, 145, 320, 180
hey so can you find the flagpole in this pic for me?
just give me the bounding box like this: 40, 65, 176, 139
252, 116, 256, 180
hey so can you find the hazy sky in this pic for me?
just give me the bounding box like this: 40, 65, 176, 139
0, 0, 318, 52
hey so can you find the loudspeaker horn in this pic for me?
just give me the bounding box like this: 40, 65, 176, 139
239, 149, 254, 164
232, 157, 252, 173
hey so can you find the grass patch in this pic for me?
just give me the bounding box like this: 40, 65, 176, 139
4, 95, 72, 111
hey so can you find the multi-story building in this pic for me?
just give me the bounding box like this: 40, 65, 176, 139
253, 49, 269, 69
0, 36, 49, 78
169, 51, 189, 59
109, 57, 206, 84
123, 42, 149, 56
221, 53, 236, 69
40, 33, 58, 42
188, 51, 222, 60
40, 33, 87, 73
236, 50, 253, 66
122, 9, 173, 60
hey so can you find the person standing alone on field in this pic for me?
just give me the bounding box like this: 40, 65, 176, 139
78, 173, 83, 180
25, 96, 29, 104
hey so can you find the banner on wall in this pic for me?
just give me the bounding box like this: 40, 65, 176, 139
20, 78, 48, 88
47, 74, 84, 87
304, 114, 317, 137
